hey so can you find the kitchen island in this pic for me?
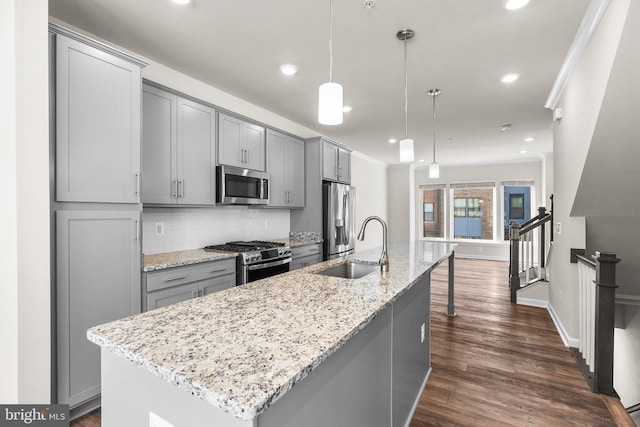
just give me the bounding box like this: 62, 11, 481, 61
88, 241, 456, 427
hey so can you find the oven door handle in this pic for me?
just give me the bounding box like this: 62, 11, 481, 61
246, 257, 292, 271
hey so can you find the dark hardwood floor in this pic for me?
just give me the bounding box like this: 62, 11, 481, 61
412, 258, 631, 427
72, 258, 632, 426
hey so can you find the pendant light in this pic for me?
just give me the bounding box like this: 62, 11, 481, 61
397, 29, 415, 163
427, 88, 441, 178
318, 0, 343, 125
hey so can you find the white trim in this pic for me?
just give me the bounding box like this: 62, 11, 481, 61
351, 150, 388, 167
544, 0, 611, 109
616, 294, 640, 306
517, 297, 549, 309
455, 253, 509, 262
547, 302, 580, 348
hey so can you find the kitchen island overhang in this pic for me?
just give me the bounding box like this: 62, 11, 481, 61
88, 241, 456, 426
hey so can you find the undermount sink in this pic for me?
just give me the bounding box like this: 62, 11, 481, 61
316, 262, 380, 279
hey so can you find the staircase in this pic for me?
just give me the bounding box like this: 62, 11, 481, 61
509, 203, 553, 304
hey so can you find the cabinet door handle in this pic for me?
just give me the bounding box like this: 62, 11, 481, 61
134, 173, 139, 196
192, 290, 199, 298
209, 267, 228, 274
240, 149, 244, 164
164, 274, 188, 282
171, 180, 178, 198
134, 220, 139, 241
178, 180, 184, 198
246, 149, 249, 165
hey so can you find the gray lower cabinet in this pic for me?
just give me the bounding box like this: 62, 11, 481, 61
290, 243, 322, 270
56, 209, 141, 410
144, 259, 236, 311
142, 83, 216, 205
266, 129, 305, 208
54, 32, 142, 203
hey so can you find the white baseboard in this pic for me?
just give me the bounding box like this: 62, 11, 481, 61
517, 297, 549, 309
454, 253, 509, 262
547, 302, 580, 348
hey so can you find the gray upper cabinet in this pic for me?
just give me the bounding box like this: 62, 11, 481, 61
55, 34, 141, 203
266, 129, 305, 208
218, 112, 265, 171
322, 139, 351, 183
56, 209, 141, 408
142, 84, 216, 205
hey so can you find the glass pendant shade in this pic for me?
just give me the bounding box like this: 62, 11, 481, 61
399, 138, 415, 163
429, 162, 440, 178
318, 82, 344, 125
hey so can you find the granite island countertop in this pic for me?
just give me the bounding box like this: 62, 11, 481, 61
143, 234, 323, 272
89, 241, 455, 420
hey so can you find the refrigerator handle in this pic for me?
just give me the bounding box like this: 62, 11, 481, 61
343, 190, 349, 245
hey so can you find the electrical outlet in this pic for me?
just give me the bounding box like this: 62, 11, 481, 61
155, 222, 165, 236
149, 412, 174, 427
420, 323, 425, 343
556, 222, 562, 235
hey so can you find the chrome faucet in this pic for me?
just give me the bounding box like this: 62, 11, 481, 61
357, 216, 389, 272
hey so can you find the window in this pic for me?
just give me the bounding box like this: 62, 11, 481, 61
421, 186, 445, 238
509, 194, 525, 219
451, 182, 495, 240
423, 203, 434, 222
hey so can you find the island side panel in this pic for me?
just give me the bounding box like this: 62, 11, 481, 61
100, 350, 254, 427
392, 274, 431, 427
258, 307, 392, 427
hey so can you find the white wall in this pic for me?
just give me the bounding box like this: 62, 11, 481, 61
1, 0, 50, 403
350, 152, 388, 252
387, 166, 411, 243
413, 160, 543, 260
550, 0, 629, 341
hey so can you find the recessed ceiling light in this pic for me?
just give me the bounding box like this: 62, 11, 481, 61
342, 105, 353, 113
520, 150, 528, 154
419, 159, 425, 163
502, 0, 530, 10
524, 137, 534, 142
171, 0, 192, 5
501, 123, 512, 131
501, 73, 520, 83
388, 138, 397, 144
279, 64, 298, 76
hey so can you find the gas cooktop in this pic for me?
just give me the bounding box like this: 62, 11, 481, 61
204, 241, 291, 266
204, 240, 285, 253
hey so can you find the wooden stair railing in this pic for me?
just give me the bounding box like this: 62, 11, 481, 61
509, 206, 552, 303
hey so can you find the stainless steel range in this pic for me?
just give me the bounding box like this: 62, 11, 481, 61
204, 241, 292, 284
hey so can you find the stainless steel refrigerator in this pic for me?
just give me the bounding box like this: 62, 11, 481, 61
323, 182, 356, 260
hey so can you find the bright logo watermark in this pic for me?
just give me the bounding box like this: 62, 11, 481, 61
1, 405, 69, 426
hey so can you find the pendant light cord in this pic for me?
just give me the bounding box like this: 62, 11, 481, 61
404, 39, 408, 139
329, 0, 334, 83
432, 92, 436, 162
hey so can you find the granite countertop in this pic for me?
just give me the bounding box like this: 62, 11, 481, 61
143, 234, 323, 272
143, 249, 238, 272
89, 241, 455, 420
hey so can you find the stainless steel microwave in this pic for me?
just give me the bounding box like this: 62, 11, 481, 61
216, 165, 269, 205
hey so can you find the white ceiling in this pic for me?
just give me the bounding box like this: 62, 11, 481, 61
49, 0, 589, 167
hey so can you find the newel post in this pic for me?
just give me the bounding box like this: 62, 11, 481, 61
509, 222, 521, 304
593, 251, 620, 396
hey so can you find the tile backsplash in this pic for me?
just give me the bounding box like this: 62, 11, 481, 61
143, 206, 291, 254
